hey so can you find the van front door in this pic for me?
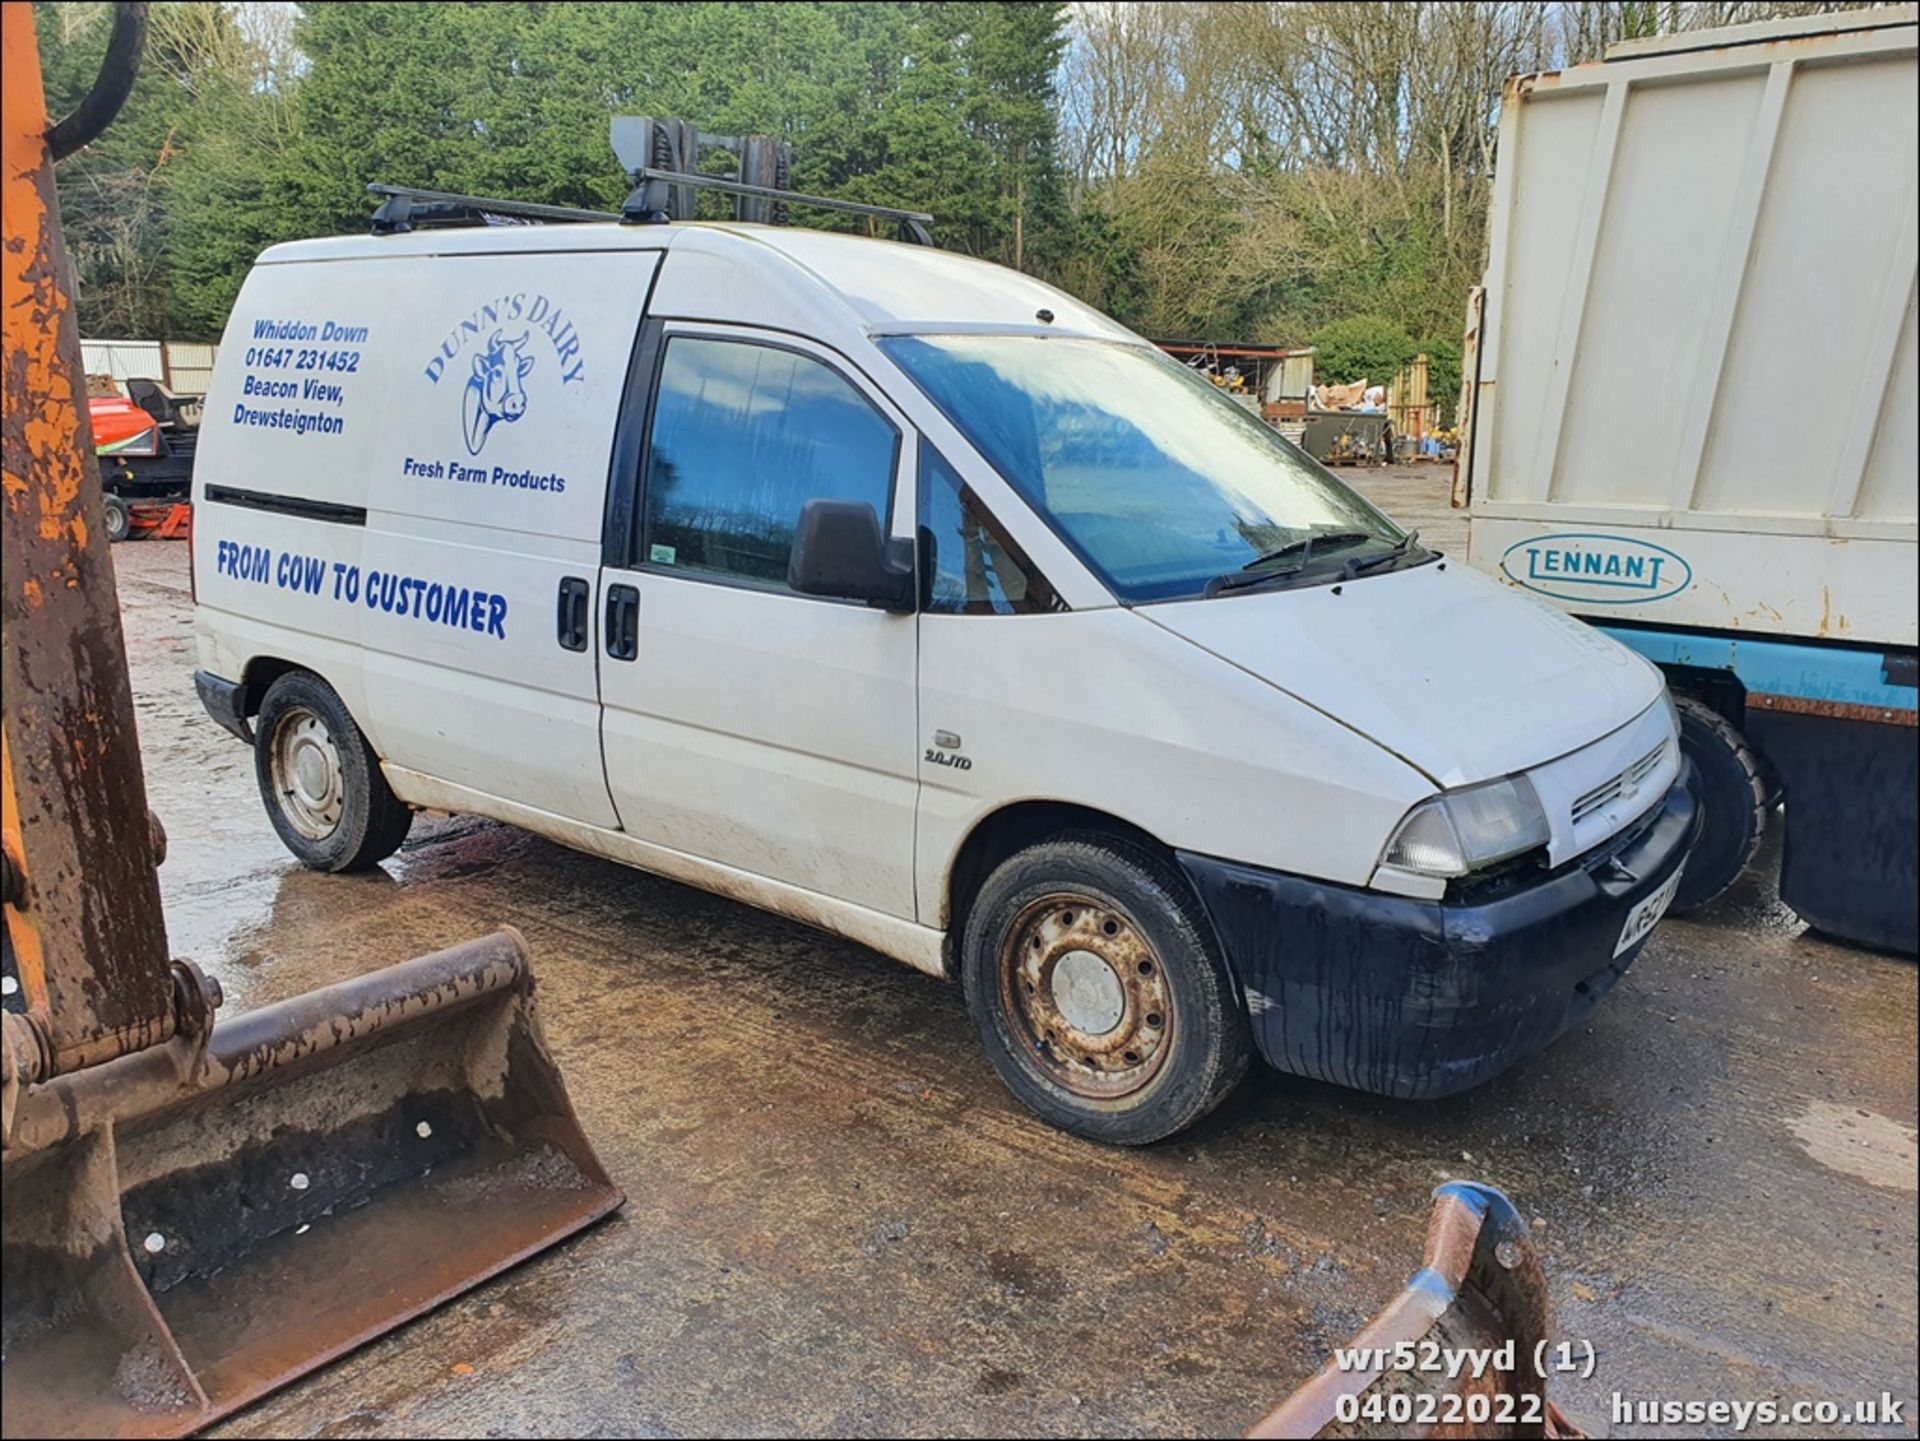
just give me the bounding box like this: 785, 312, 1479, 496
596, 326, 919, 918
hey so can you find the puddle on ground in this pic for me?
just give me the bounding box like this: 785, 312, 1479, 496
1787, 1101, 1918, 1191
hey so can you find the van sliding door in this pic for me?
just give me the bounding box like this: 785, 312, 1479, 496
359, 250, 661, 827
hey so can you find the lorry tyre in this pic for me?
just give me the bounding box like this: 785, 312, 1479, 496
961, 833, 1252, 1145
1670, 694, 1767, 914
102, 493, 131, 543
254, 671, 413, 872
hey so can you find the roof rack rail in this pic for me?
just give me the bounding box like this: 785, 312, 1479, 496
617, 167, 933, 245
368, 184, 618, 235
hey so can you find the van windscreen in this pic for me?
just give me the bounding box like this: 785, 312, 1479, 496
882, 335, 1408, 603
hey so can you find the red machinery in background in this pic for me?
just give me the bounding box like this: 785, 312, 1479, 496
88, 384, 195, 541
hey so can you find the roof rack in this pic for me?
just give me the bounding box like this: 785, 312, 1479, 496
618, 167, 933, 245
369, 116, 937, 245
368, 184, 618, 234
610, 116, 933, 244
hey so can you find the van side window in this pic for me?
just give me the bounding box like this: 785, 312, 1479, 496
918, 440, 1062, 614
643, 337, 897, 589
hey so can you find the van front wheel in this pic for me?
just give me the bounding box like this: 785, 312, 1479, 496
254, 671, 413, 872
961, 834, 1252, 1145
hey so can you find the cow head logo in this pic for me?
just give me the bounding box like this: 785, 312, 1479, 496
462, 330, 534, 455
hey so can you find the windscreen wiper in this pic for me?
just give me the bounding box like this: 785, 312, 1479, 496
1241, 530, 1372, 572
1342, 529, 1425, 579
1207, 531, 1374, 596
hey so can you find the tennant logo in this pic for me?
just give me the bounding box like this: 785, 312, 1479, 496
424, 293, 587, 455
1500, 533, 1691, 605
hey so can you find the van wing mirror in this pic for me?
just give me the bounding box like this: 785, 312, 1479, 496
788, 498, 914, 612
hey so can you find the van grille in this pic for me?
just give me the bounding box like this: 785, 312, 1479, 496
1571, 741, 1668, 825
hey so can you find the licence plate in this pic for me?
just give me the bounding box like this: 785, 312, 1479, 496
1615, 865, 1683, 957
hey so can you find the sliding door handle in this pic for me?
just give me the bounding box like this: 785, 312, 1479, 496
605, 583, 639, 661
556, 576, 590, 651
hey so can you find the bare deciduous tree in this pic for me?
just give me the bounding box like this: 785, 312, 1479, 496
1057, 0, 1868, 339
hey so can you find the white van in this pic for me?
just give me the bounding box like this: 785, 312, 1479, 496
192, 210, 1696, 1143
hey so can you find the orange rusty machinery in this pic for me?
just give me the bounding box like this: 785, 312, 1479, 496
1249, 1183, 1582, 1439
0, 6, 620, 1436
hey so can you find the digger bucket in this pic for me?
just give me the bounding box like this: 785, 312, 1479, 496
1251, 1182, 1581, 1440
1, 928, 622, 1439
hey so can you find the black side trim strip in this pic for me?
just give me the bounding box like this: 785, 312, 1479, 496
203, 485, 367, 526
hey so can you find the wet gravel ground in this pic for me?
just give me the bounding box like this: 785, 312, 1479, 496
103, 497, 1915, 1438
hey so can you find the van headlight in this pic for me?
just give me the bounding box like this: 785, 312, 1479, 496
1382, 776, 1551, 877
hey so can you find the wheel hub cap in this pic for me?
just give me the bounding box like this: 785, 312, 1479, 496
1050, 950, 1125, 1035
292, 744, 330, 800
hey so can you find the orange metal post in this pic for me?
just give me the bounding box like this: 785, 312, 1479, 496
2, 0, 174, 1081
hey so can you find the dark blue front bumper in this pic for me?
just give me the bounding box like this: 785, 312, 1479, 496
1177, 781, 1699, 1100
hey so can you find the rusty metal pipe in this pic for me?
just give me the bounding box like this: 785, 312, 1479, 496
6, 928, 535, 1157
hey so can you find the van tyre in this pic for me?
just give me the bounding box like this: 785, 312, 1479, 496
102, 494, 131, 543
254, 671, 412, 872
1670, 694, 1767, 914
961, 833, 1252, 1145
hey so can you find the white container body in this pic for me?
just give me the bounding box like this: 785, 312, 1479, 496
1460, 7, 1919, 648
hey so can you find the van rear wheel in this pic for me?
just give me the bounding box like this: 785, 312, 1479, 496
254, 671, 412, 872
961, 834, 1251, 1145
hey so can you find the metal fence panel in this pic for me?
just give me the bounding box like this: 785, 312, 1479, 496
80, 338, 162, 384
80, 338, 220, 395
163, 341, 218, 395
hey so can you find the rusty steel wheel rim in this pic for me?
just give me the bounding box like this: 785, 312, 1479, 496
270, 705, 345, 840
998, 892, 1174, 1100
